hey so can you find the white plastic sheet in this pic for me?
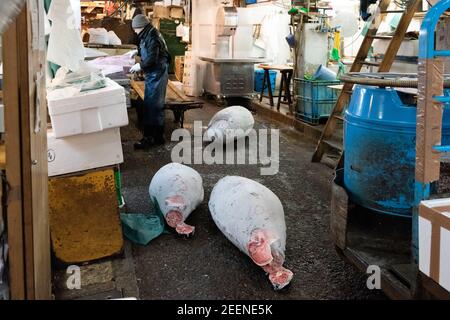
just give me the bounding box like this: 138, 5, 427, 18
47, 0, 84, 72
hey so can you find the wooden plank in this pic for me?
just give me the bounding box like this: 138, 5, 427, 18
17, 7, 35, 299
131, 80, 145, 100
2, 2, 51, 300
419, 272, 450, 299
0, 145, 5, 170
258, 64, 294, 72
2, 16, 26, 300
167, 80, 192, 102
25, 1, 51, 299
131, 80, 194, 103
341, 248, 413, 300
330, 172, 348, 250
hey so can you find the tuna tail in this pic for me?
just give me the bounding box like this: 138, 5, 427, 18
261, 249, 293, 291
165, 210, 195, 237
248, 230, 294, 290
164, 196, 194, 237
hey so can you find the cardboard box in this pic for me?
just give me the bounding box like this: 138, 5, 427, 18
153, 4, 170, 19
175, 56, 184, 82
47, 78, 129, 139
419, 198, 450, 292
170, 7, 184, 19
47, 128, 124, 177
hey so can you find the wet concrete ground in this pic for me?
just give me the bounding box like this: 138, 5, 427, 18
120, 100, 385, 300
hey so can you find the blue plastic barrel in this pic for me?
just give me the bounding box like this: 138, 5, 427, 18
344, 85, 450, 218
255, 69, 276, 94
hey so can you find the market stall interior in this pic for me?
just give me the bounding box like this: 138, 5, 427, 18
0, 0, 449, 300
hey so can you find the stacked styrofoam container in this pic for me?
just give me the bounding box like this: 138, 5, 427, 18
46, 78, 128, 177
183, 50, 196, 97
47, 78, 128, 138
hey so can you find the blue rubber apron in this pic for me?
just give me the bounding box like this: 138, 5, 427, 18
143, 64, 169, 126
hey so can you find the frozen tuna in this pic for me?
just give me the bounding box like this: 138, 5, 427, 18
209, 176, 293, 290
205, 106, 255, 142
149, 163, 204, 236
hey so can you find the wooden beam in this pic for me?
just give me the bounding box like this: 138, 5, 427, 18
2, 14, 26, 300
2, 1, 51, 300
17, 6, 35, 300
22, 0, 51, 300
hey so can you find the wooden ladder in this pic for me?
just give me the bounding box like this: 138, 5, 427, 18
311, 0, 422, 164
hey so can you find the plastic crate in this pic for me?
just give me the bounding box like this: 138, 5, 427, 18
255, 69, 277, 94
295, 78, 341, 101
295, 97, 337, 125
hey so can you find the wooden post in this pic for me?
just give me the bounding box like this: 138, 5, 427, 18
2, 1, 51, 300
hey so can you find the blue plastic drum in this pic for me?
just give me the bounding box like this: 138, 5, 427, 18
344, 85, 450, 217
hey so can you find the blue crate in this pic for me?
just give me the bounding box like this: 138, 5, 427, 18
255, 69, 276, 94
295, 97, 337, 125
245, 0, 257, 4
295, 78, 341, 101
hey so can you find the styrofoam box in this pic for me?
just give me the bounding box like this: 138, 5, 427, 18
47, 78, 129, 139
419, 198, 450, 292
47, 127, 124, 177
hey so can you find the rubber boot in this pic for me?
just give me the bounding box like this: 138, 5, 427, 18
152, 125, 166, 146
134, 126, 153, 150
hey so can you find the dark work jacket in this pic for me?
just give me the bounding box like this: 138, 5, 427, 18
137, 24, 171, 74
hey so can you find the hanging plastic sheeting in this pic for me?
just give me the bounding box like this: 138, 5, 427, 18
0, 0, 26, 35
47, 0, 84, 72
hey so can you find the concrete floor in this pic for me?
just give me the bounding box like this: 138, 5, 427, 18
119, 99, 385, 300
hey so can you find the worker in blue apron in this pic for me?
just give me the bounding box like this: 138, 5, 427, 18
130, 14, 171, 150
